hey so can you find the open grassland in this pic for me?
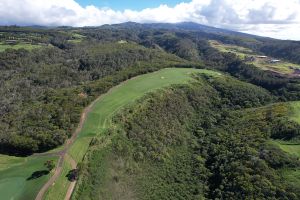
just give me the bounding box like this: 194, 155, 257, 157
0, 42, 43, 52
69, 68, 221, 162
209, 40, 300, 75
0, 155, 58, 200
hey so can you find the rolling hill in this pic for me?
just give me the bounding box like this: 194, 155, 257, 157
0, 22, 300, 200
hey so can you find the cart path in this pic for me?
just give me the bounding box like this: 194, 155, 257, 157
34, 68, 201, 200
34, 94, 105, 200
34, 75, 142, 200
64, 154, 77, 200
34, 155, 64, 200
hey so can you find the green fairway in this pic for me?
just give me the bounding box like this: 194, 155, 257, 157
0, 155, 58, 200
69, 68, 220, 162
44, 158, 72, 200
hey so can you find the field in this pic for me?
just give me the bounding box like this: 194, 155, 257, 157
209, 40, 300, 75
69, 68, 220, 162
0, 42, 43, 52
0, 155, 57, 200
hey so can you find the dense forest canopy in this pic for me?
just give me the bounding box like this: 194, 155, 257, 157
1, 22, 300, 154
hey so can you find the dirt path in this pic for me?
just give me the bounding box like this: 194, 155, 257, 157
34, 94, 104, 200
34, 75, 144, 200
35, 156, 64, 200
64, 154, 77, 200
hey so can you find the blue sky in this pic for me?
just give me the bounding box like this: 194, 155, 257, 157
76, 0, 188, 10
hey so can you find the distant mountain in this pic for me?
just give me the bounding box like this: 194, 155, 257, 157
100, 21, 264, 39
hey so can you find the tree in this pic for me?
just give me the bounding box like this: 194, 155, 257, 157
44, 160, 55, 172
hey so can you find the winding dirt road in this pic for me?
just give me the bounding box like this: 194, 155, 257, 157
34, 94, 104, 200
64, 154, 77, 200
34, 75, 144, 200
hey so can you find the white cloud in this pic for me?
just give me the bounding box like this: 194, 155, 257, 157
0, 0, 300, 40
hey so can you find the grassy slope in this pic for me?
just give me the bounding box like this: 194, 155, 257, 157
209, 40, 300, 75
44, 68, 219, 200
0, 155, 57, 200
69, 68, 220, 162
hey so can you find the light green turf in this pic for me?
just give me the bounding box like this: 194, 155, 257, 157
44, 159, 72, 200
0, 154, 25, 171
0, 43, 42, 52
271, 140, 300, 158
69, 68, 221, 162
0, 155, 58, 200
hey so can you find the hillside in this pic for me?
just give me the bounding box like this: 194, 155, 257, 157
0, 22, 300, 200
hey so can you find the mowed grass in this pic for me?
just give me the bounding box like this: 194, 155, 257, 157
0, 155, 58, 200
271, 140, 300, 158
44, 158, 72, 200
0, 43, 42, 52
69, 68, 221, 162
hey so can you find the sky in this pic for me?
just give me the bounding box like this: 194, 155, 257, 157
76, 0, 187, 10
0, 0, 300, 40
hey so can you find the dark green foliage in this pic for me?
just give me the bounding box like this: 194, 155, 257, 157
271, 118, 300, 141
74, 75, 299, 199
2, 24, 300, 155
260, 143, 299, 169
44, 160, 55, 171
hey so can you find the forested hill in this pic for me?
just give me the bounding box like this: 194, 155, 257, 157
0, 22, 300, 155
1, 22, 300, 200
